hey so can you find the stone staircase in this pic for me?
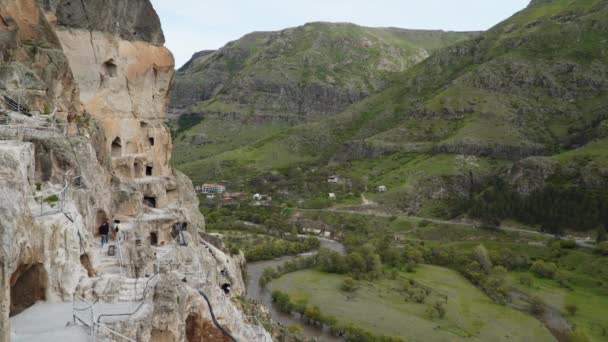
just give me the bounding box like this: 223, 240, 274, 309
94, 244, 123, 275
118, 278, 146, 302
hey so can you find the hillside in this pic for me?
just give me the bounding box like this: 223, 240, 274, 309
171, 22, 478, 119
174, 0, 608, 232
169, 23, 477, 166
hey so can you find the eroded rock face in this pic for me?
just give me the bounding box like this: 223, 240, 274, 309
0, 0, 79, 116
42, 0, 165, 44
0, 1, 269, 341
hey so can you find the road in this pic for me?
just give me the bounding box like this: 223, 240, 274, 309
296, 204, 597, 249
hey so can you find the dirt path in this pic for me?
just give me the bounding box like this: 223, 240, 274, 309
508, 291, 571, 342
294, 205, 595, 249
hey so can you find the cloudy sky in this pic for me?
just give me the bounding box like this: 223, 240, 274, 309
151, 0, 530, 68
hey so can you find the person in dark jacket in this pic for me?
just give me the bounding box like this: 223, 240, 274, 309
99, 220, 110, 246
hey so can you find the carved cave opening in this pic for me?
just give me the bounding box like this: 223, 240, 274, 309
146, 165, 153, 176
143, 196, 157, 208
150, 232, 158, 246
103, 59, 118, 77
111, 137, 122, 157
10, 263, 48, 317
80, 254, 96, 277
95, 209, 108, 235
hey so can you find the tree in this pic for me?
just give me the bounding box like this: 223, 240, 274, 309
432, 301, 446, 319
474, 245, 493, 273
341, 277, 356, 292
456, 154, 479, 200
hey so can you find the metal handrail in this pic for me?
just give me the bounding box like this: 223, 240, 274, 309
95, 322, 136, 342
198, 290, 237, 342
116, 240, 125, 278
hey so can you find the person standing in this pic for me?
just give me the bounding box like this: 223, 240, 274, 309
99, 220, 110, 246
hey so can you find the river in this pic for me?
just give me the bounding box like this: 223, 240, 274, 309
245, 238, 345, 341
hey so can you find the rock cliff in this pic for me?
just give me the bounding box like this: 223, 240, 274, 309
0, 1, 270, 341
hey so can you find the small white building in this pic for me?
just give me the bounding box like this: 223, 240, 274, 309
328, 193, 337, 200
327, 175, 342, 183
252, 193, 263, 201
206, 195, 216, 200
377, 185, 387, 192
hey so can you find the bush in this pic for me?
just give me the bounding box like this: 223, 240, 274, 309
341, 277, 356, 292
560, 240, 577, 249
565, 303, 578, 316
530, 260, 558, 278
44, 194, 59, 204
519, 273, 534, 287
530, 296, 545, 316
598, 242, 608, 256
288, 324, 303, 334
418, 219, 432, 228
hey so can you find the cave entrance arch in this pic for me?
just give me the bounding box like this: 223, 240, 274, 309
111, 137, 122, 157
10, 263, 47, 316
150, 232, 158, 246
95, 209, 108, 235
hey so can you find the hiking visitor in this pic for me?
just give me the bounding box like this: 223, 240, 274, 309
99, 220, 110, 246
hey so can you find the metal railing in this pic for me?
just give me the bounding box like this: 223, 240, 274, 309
72, 296, 136, 342
116, 240, 125, 278
25, 175, 82, 217
95, 323, 136, 342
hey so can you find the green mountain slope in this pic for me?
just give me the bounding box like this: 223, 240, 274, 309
169, 23, 477, 166
174, 0, 608, 232
171, 22, 478, 119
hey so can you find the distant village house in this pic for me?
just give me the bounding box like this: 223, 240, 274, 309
328, 193, 337, 200
199, 183, 226, 194
377, 185, 387, 192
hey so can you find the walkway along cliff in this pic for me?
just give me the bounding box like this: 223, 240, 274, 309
0, 0, 270, 341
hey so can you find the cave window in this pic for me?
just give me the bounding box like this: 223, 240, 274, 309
143, 196, 157, 208
149, 137, 155, 146
10, 264, 48, 316
150, 232, 158, 246
111, 137, 122, 157
103, 59, 117, 77
221, 283, 231, 296
146, 166, 153, 176
140, 121, 149, 128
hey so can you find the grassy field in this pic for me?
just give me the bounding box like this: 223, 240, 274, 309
507, 270, 608, 341
269, 266, 554, 341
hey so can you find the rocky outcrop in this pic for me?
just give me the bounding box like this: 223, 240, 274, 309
0, 1, 270, 341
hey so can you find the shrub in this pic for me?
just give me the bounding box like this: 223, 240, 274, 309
530, 296, 545, 316
341, 277, 356, 292
560, 240, 577, 249
44, 194, 59, 204
530, 260, 558, 278
519, 273, 534, 287
288, 324, 303, 334
598, 242, 608, 256
418, 219, 432, 228
565, 303, 578, 316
